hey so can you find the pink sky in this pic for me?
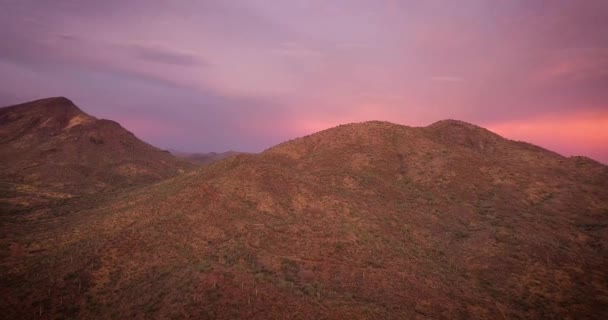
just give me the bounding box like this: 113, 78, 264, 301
0, 0, 607, 163
487, 111, 608, 162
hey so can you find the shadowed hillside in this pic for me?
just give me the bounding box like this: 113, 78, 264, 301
1, 120, 607, 319
0, 97, 192, 212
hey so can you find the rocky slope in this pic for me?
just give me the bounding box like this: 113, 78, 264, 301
0, 97, 191, 212
1, 120, 607, 319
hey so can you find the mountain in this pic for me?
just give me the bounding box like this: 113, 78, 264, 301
170, 150, 245, 165
0, 97, 191, 212
1, 120, 607, 319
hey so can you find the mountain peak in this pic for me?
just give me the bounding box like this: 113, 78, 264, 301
427, 119, 483, 130
8, 96, 83, 114
37, 96, 75, 105
0, 97, 191, 202
423, 119, 503, 151
0, 96, 95, 131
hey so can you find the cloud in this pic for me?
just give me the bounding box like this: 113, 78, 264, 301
54, 33, 81, 42
430, 76, 465, 83
1, 0, 607, 161
271, 42, 323, 58
119, 42, 207, 67
531, 48, 608, 84
0, 31, 202, 91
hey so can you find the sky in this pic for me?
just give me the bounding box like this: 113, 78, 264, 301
0, 0, 607, 163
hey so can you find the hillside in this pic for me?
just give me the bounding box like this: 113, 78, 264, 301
0, 97, 191, 212
1, 120, 607, 319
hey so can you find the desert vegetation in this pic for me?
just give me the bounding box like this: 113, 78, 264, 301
1, 100, 607, 319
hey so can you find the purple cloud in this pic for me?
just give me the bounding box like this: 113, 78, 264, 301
120, 43, 207, 67
0, 0, 606, 162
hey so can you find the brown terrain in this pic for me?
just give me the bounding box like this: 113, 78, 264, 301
1, 98, 607, 319
0, 97, 191, 213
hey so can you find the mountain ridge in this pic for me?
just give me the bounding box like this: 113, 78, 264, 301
1, 97, 606, 319
1, 102, 606, 318
0, 97, 192, 212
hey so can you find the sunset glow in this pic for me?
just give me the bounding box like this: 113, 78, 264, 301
1, 1, 606, 162
487, 111, 608, 162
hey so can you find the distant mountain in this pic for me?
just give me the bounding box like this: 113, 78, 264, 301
170, 150, 246, 165
0, 97, 191, 211
1, 119, 606, 319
